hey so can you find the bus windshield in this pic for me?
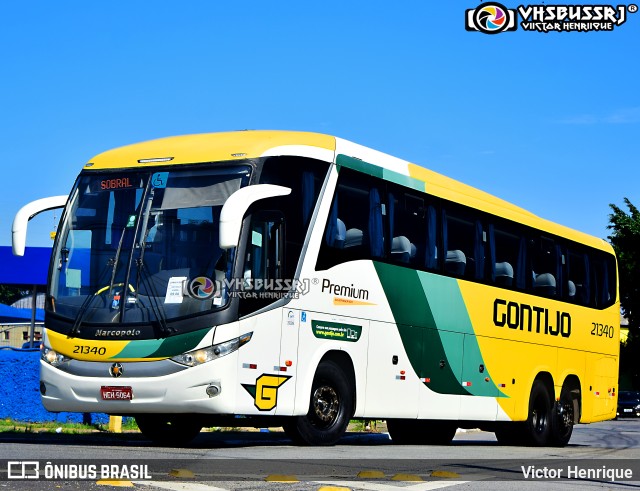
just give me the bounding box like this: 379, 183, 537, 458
49, 165, 251, 326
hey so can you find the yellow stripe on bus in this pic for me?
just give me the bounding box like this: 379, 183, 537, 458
47, 329, 129, 361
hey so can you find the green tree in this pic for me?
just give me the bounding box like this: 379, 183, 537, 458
608, 198, 640, 389
0, 285, 28, 306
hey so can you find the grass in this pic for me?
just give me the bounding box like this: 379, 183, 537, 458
0, 417, 138, 434
0, 418, 386, 434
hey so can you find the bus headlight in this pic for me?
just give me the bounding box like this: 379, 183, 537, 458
42, 348, 70, 367
171, 332, 253, 367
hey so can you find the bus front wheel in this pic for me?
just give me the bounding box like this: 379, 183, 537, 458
283, 360, 354, 446
135, 414, 202, 446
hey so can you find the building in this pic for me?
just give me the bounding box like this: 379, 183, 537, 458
0, 246, 50, 348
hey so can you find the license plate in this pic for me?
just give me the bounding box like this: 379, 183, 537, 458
100, 386, 133, 400
624, 408, 633, 412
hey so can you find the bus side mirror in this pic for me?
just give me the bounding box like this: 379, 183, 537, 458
12, 196, 68, 256
219, 185, 291, 249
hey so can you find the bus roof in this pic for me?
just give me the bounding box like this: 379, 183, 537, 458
85, 130, 336, 169
84, 130, 612, 253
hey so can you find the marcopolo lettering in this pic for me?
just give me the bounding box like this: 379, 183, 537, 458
493, 299, 571, 338
95, 329, 142, 338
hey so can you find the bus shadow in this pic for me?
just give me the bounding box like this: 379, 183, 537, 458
0, 429, 591, 450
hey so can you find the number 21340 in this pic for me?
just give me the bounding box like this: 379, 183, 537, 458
591, 323, 614, 338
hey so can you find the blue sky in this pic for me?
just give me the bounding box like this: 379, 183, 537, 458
1, 1, 638, 248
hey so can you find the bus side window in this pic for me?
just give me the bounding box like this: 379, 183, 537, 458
317, 170, 383, 270
443, 209, 484, 280
387, 190, 425, 267
488, 224, 521, 288
566, 250, 589, 305
238, 212, 285, 316
591, 252, 616, 308
531, 237, 557, 297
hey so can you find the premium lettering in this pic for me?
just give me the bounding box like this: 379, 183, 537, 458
321, 279, 369, 301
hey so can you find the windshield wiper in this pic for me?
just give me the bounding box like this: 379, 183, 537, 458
135, 258, 174, 336
68, 218, 131, 338
68, 256, 119, 338
132, 188, 173, 336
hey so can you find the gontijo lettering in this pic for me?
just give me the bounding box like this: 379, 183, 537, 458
493, 299, 571, 338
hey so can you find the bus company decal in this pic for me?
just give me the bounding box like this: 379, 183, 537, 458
242, 374, 292, 411
311, 320, 362, 342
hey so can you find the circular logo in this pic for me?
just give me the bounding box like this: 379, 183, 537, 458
109, 362, 124, 378
188, 276, 217, 299
474, 2, 511, 34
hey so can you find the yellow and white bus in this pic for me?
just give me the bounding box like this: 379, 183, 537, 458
12, 130, 619, 446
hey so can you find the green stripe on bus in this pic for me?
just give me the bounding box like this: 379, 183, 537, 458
114, 328, 210, 359
336, 155, 425, 192
113, 338, 165, 359
148, 328, 211, 358
373, 262, 470, 396
336, 155, 383, 178
417, 273, 505, 398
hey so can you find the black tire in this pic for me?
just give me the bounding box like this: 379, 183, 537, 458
550, 388, 578, 447
135, 414, 202, 446
388, 419, 457, 445
283, 360, 353, 446
523, 380, 553, 446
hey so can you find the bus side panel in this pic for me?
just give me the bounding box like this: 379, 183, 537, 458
582, 354, 617, 422
365, 321, 419, 418
480, 337, 557, 422
293, 312, 370, 417
418, 329, 463, 420
459, 334, 500, 421
236, 309, 284, 415
276, 308, 301, 416
556, 347, 586, 411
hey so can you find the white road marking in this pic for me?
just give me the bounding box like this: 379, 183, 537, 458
313, 480, 470, 491
135, 477, 473, 491
133, 481, 231, 491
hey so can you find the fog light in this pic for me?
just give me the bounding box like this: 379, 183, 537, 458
40, 382, 46, 395
206, 383, 221, 398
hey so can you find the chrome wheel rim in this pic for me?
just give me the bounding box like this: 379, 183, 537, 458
312, 385, 339, 425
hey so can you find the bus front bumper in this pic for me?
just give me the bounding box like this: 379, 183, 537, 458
39, 357, 238, 414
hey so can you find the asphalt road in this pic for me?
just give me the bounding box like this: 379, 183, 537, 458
1, 419, 640, 490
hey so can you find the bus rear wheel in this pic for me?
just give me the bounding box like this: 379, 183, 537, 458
135, 414, 202, 446
387, 419, 457, 445
283, 360, 353, 446
550, 388, 578, 447
523, 380, 552, 446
